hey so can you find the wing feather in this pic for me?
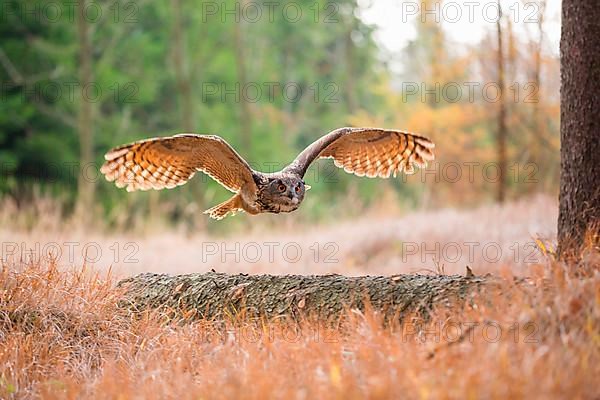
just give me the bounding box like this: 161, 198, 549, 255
100, 134, 256, 193
285, 127, 435, 179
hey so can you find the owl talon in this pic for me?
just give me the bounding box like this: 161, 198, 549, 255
204, 194, 244, 220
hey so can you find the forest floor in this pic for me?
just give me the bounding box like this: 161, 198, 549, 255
2, 194, 557, 277
1, 195, 598, 399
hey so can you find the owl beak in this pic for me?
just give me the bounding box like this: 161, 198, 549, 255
305, 184, 311, 190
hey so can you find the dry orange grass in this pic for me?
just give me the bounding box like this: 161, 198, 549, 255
1, 241, 599, 399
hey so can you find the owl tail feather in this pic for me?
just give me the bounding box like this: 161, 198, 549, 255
204, 194, 244, 220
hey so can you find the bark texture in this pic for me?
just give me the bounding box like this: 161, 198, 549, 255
558, 0, 600, 253
118, 272, 493, 322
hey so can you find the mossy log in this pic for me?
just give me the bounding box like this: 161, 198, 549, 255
118, 272, 497, 322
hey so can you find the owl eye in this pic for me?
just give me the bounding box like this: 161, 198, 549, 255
295, 185, 301, 194
278, 184, 286, 192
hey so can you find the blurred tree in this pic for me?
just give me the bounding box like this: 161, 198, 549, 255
528, 0, 546, 180
233, 0, 253, 150
0, 0, 79, 201
171, 0, 194, 132
75, 0, 95, 221
495, 1, 507, 203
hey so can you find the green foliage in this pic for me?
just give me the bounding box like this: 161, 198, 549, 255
0, 0, 559, 226
0, 0, 386, 223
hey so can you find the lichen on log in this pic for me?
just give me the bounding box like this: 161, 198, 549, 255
117, 272, 494, 322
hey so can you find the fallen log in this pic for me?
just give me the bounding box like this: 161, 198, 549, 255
117, 271, 497, 322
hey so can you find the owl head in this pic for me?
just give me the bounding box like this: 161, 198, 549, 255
260, 175, 307, 212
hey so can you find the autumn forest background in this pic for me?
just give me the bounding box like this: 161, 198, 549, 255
1, 0, 560, 234
4, 1, 600, 399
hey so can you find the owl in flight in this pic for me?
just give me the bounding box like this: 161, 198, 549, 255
100, 127, 435, 220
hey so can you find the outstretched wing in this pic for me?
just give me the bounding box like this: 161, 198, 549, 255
100, 134, 256, 193
284, 127, 435, 178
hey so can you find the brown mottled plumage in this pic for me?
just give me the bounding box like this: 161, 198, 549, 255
100, 127, 435, 220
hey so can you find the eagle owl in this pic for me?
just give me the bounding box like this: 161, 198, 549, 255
100, 127, 435, 220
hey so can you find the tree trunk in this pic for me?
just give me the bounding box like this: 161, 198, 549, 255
75, 0, 94, 220
171, 0, 194, 132
170, 0, 206, 225
558, 0, 600, 254
344, 23, 357, 113
118, 272, 494, 322
233, 1, 253, 151
495, 2, 507, 204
